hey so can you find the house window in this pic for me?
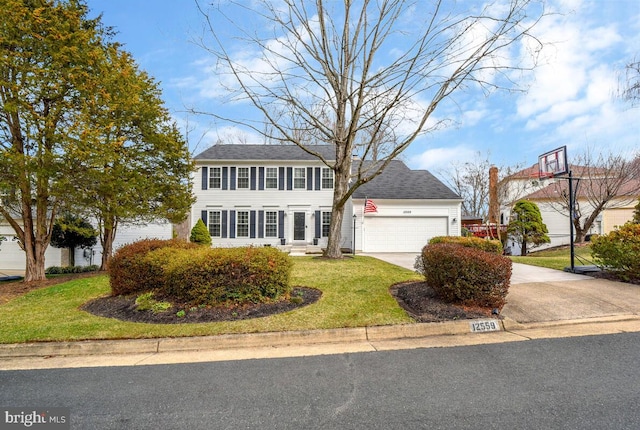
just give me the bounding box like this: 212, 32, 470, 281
265, 211, 278, 237
208, 211, 221, 237
237, 167, 249, 189
322, 212, 331, 237
322, 168, 334, 189
293, 167, 306, 189
237, 211, 249, 237
209, 167, 221, 189
265, 167, 278, 189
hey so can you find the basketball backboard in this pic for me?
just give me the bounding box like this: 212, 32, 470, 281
538, 146, 568, 178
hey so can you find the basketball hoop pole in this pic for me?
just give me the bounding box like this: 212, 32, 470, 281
568, 170, 575, 272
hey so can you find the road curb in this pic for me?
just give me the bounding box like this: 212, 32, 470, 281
1, 315, 639, 360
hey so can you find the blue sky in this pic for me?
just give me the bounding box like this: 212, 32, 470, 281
86, 0, 640, 174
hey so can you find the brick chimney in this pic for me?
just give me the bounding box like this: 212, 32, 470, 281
488, 166, 499, 224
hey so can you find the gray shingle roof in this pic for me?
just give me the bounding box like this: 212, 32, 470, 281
352, 160, 461, 200
194, 144, 460, 201
194, 144, 336, 161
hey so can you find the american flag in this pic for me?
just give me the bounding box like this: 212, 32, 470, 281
364, 199, 378, 214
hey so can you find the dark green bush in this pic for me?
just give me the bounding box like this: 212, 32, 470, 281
591, 222, 640, 281
153, 246, 293, 306
109, 239, 198, 296
428, 236, 503, 254
45, 265, 99, 275
420, 243, 512, 308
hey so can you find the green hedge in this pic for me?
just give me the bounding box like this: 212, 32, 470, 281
419, 243, 512, 308
152, 246, 293, 306
45, 265, 99, 275
109, 239, 199, 296
109, 239, 293, 306
591, 222, 640, 282
428, 235, 503, 254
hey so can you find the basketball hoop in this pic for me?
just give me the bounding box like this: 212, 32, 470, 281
538, 146, 568, 179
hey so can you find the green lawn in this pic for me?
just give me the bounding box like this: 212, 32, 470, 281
0, 256, 420, 344
510, 245, 595, 271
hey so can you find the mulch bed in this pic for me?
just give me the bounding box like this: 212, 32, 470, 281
81, 287, 322, 324
391, 281, 497, 322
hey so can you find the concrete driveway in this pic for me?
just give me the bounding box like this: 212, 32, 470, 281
363, 253, 640, 324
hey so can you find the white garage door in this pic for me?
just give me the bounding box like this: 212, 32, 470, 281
363, 217, 448, 252
0, 239, 26, 270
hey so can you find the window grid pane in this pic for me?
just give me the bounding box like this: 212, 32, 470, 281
237, 168, 249, 189
266, 168, 278, 189
322, 212, 331, 237
265, 211, 277, 237
209, 167, 221, 189
322, 168, 333, 189
294, 168, 305, 189
208, 211, 221, 237
237, 211, 249, 237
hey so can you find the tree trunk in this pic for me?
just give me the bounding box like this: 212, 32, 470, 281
324, 147, 352, 259
68, 247, 75, 267
23, 237, 47, 282
100, 222, 117, 271
521, 236, 528, 256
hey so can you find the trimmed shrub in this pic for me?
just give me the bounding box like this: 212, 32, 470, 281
428, 235, 503, 254
45, 265, 99, 275
190, 219, 212, 246
420, 243, 512, 308
154, 246, 293, 306
109, 239, 198, 296
591, 222, 640, 281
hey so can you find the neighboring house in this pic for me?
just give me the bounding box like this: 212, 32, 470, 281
192, 144, 462, 253
0, 215, 172, 271
0, 217, 62, 271
500, 164, 640, 254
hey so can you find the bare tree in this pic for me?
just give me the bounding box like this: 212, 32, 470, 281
618, 57, 640, 106
539, 151, 640, 242
195, 0, 546, 258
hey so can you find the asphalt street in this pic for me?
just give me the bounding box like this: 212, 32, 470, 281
2, 332, 639, 429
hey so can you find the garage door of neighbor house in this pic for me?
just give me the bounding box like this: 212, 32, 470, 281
0, 240, 26, 270
363, 217, 448, 252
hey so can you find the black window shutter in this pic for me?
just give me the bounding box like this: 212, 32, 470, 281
278, 210, 285, 239
315, 210, 321, 238
230, 167, 236, 190
222, 167, 228, 190
250, 167, 257, 190
221, 211, 228, 238
229, 210, 236, 238
315, 167, 321, 190
258, 210, 264, 238
307, 167, 313, 190
286, 167, 293, 190
201, 167, 208, 190
278, 167, 285, 190
258, 167, 265, 190
250, 210, 256, 238
201, 210, 208, 225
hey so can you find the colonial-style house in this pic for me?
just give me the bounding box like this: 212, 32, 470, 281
500, 164, 640, 254
192, 144, 462, 253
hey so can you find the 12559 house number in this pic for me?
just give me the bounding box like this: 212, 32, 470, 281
469, 320, 501, 333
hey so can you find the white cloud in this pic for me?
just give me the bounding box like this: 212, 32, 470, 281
408, 145, 477, 171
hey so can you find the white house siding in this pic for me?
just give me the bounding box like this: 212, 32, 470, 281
193, 161, 337, 247
352, 199, 461, 253
73, 221, 173, 267
0, 224, 62, 271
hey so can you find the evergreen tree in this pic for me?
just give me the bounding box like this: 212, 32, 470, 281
190, 219, 212, 246
50, 214, 98, 266
633, 199, 640, 224
508, 200, 550, 255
